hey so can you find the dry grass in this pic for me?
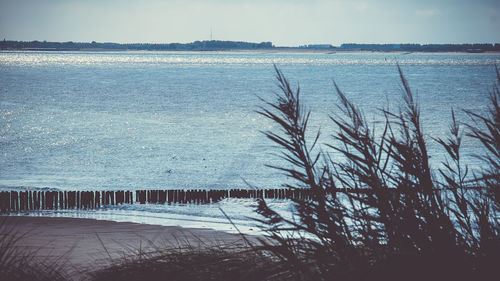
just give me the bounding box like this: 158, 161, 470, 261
0, 217, 70, 281
88, 239, 290, 281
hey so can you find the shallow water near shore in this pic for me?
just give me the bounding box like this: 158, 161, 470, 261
1, 51, 499, 232
12, 198, 293, 235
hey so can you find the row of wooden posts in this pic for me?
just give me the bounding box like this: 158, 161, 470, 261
0, 188, 313, 213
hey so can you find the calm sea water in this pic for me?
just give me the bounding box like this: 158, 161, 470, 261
1, 51, 499, 231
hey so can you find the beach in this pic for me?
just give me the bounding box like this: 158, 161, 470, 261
0, 216, 252, 279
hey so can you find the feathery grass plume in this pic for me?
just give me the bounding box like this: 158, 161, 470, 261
257, 66, 369, 280
255, 65, 500, 280
378, 66, 459, 256
462, 65, 500, 276
436, 109, 477, 249
466, 65, 500, 206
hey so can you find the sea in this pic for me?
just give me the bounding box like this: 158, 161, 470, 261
1, 50, 499, 233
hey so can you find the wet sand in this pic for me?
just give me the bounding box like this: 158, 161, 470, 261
0, 216, 253, 279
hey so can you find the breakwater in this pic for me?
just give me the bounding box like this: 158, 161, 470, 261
0, 189, 312, 213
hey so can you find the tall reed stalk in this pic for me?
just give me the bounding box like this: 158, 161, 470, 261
255, 65, 500, 280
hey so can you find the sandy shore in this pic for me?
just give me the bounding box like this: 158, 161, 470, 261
0, 216, 253, 278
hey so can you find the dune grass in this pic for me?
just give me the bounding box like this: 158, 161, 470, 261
0, 218, 70, 281
88, 243, 286, 281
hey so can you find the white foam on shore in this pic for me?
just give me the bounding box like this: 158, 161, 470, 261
12, 198, 295, 236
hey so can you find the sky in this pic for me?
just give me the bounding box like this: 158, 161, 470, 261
0, 0, 499, 46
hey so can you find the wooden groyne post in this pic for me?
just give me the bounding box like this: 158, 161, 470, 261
0, 188, 313, 213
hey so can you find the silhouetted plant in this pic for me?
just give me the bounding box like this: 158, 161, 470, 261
462, 66, 500, 275
89, 242, 286, 281
0, 218, 69, 281
256, 65, 500, 280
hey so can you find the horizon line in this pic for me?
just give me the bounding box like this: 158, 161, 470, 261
2, 39, 500, 48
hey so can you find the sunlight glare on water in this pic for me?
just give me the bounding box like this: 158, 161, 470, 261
1, 51, 499, 67
1, 51, 499, 231
1, 51, 499, 191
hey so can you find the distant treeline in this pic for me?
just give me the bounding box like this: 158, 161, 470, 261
1, 40, 499, 52
339, 43, 500, 52
0, 40, 274, 51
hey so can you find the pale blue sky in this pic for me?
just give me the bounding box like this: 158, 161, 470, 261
1, 0, 499, 46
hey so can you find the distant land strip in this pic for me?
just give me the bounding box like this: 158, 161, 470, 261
1, 40, 499, 53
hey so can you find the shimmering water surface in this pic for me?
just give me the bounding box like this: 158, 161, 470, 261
1, 51, 499, 232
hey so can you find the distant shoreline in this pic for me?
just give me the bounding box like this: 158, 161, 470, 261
2, 48, 500, 55
1, 40, 499, 54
